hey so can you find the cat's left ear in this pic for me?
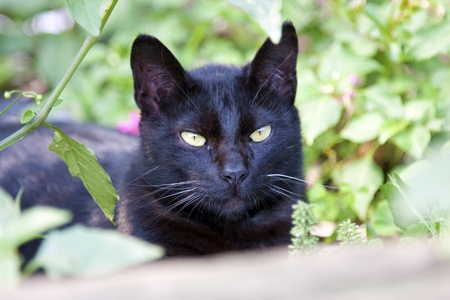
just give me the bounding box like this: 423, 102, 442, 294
247, 21, 298, 104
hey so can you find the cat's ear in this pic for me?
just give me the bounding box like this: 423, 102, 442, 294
247, 21, 298, 104
131, 35, 188, 115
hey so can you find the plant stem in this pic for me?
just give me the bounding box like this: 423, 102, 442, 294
0, 0, 118, 151
0, 93, 22, 117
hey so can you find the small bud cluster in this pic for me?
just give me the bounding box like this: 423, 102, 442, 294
289, 201, 319, 257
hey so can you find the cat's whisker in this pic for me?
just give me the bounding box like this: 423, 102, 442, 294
126, 182, 198, 205
267, 173, 338, 190
110, 166, 160, 186
151, 191, 204, 225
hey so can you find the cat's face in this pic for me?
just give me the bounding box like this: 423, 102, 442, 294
130, 22, 303, 222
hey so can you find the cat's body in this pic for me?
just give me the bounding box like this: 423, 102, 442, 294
0, 22, 304, 259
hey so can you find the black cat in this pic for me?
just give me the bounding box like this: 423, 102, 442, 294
0, 21, 304, 259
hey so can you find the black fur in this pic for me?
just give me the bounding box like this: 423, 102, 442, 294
0, 21, 304, 259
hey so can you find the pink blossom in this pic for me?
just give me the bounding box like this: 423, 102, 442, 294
117, 111, 140, 136
348, 73, 362, 87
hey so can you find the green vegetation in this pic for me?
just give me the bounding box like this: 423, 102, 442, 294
2, 0, 450, 283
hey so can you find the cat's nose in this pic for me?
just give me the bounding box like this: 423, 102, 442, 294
220, 164, 248, 186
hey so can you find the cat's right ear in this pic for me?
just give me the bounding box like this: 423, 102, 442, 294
131, 35, 188, 116
247, 21, 299, 105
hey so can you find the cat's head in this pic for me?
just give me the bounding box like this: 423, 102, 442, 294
130, 22, 304, 222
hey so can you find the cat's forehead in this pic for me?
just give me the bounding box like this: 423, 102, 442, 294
182, 64, 256, 135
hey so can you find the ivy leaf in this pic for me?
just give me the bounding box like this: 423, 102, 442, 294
340, 112, 384, 143
47, 124, 119, 224
228, 0, 282, 43
406, 17, 450, 60
65, 0, 103, 36
333, 157, 384, 220
300, 97, 342, 145
31, 225, 164, 278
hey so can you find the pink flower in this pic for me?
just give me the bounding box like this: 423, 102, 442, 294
117, 111, 140, 136
348, 73, 362, 87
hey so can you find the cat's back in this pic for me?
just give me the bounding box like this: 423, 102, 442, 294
0, 123, 139, 224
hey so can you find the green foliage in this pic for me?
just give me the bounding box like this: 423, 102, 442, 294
228, 0, 282, 42
385, 151, 450, 240
65, 0, 104, 36
28, 225, 163, 278
296, 0, 450, 240
2, 0, 450, 282
0, 189, 71, 287
0, 190, 163, 286
336, 220, 366, 248
289, 201, 319, 257
46, 123, 119, 224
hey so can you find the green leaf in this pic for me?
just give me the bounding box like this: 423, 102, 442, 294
368, 200, 401, 236
228, 0, 282, 43
404, 100, 434, 123
0, 190, 21, 288
0, 250, 21, 289
0, 188, 15, 222
300, 97, 342, 145
363, 84, 403, 118
53, 98, 64, 108
317, 43, 381, 81
406, 17, 450, 60
65, 0, 103, 36
340, 112, 384, 143
378, 119, 408, 144
47, 125, 119, 223
31, 225, 164, 278
8, 207, 72, 247
385, 174, 435, 234
333, 157, 384, 220
20, 109, 36, 124
392, 125, 430, 160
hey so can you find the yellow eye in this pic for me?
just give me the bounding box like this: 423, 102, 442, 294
181, 131, 206, 147
250, 125, 272, 142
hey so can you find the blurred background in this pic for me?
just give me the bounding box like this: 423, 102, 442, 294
1, 0, 450, 242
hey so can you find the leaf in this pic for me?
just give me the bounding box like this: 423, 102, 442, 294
363, 84, 403, 118
1, 188, 71, 247
392, 125, 430, 159
0, 250, 21, 289
317, 43, 381, 81
404, 100, 434, 123
228, 0, 282, 43
8, 207, 72, 247
300, 97, 342, 145
340, 112, 384, 143
406, 17, 450, 60
333, 157, 384, 220
31, 225, 164, 278
20, 109, 36, 124
378, 119, 408, 144
65, 0, 104, 36
385, 174, 435, 234
368, 200, 401, 236
0, 190, 21, 287
0, 188, 15, 223
47, 125, 119, 223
